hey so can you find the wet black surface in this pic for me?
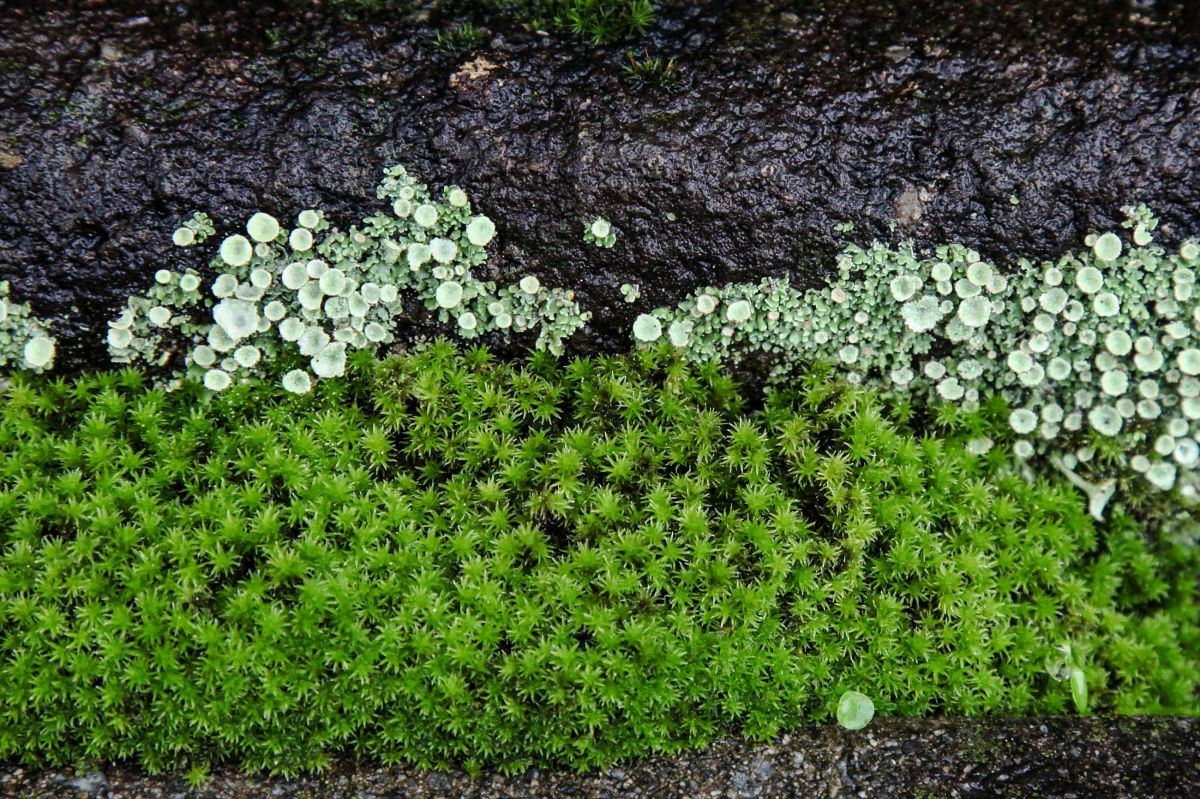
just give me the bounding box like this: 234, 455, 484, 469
3, 717, 1198, 798
2, 0, 1199, 371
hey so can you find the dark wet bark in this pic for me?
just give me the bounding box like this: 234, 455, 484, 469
2, 1, 1199, 371
3, 717, 1198, 798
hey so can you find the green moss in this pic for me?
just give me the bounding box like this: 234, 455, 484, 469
473, 1, 655, 44
0, 344, 1195, 774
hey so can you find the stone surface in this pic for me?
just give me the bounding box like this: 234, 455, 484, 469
1, 0, 1199, 372
3, 717, 1198, 798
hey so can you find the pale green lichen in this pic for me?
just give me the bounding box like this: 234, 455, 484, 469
0, 281, 57, 374
171, 211, 215, 248
110, 165, 590, 393
637, 206, 1200, 507
584, 216, 617, 248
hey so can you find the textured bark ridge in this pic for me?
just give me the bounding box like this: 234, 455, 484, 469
1, 0, 1199, 369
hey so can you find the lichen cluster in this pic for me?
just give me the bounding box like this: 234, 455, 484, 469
0, 281, 56, 374
637, 206, 1200, 506
107, 166, 590, 393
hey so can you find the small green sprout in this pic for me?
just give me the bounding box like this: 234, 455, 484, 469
622, 50, 680, 90
433, 22, 484, 53
620, 283, 640, 303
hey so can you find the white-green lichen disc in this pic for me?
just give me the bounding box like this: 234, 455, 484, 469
966, 261, 992, 287
203, 369, 232, 391
1175, 439, 1199, 467
1093, 232, 1123, 262
466, 216, 496, 247
696, 294, 718, 315
289, 227, 313, 252
234, 345, 261, 368
1009, 408, 1038, 435
957, 296, 991, 328
1039, 287, 1068, 314
458, 312, 477, 331
966, 436, 993, 455
365, 322, 387, 342
264, 300, 287, 321
180, 274, 201, 292
147, 306, 172, 327
889, 275, 921, 302
436, 281, 464, 309
668, 320, 693, 347
23, 336, 55, 369
297, 209, 321, 229
282, 262, 309, 290
1093, 291, 1120, 317
407, 243, 431, 269
192, 345, 216, 367
311, 342, 347, 379
836, 691, 874, 731
1179, 349, 1200, 376
590, 218, 611, 238
937, 377, 965, 401
900, 295, 944, 333
298, 283, 323, 311
1047, 357, 1071, 381
279, 317, 305, 342
212, 298, 259, 341
319, 268, 347, 296
519, 275, 541, 295
726, 300, 753, 323
413, 204, 438, 228
1088, 405, 1123, 436
172, 227, 195, 247
1105, 330, 1133, 356
282, 369, 312, 394
1075, 266, 1103, 294
219, 234, 253, 267
107, 327, 133, 349
247, 212, 281, 243
324, 296, 349, 320
250, 268, 273, 289
1101, 370, 1129, 396
633, 314, 662, 342
430, 238, 458, 264
1145, 461, 1177, 491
